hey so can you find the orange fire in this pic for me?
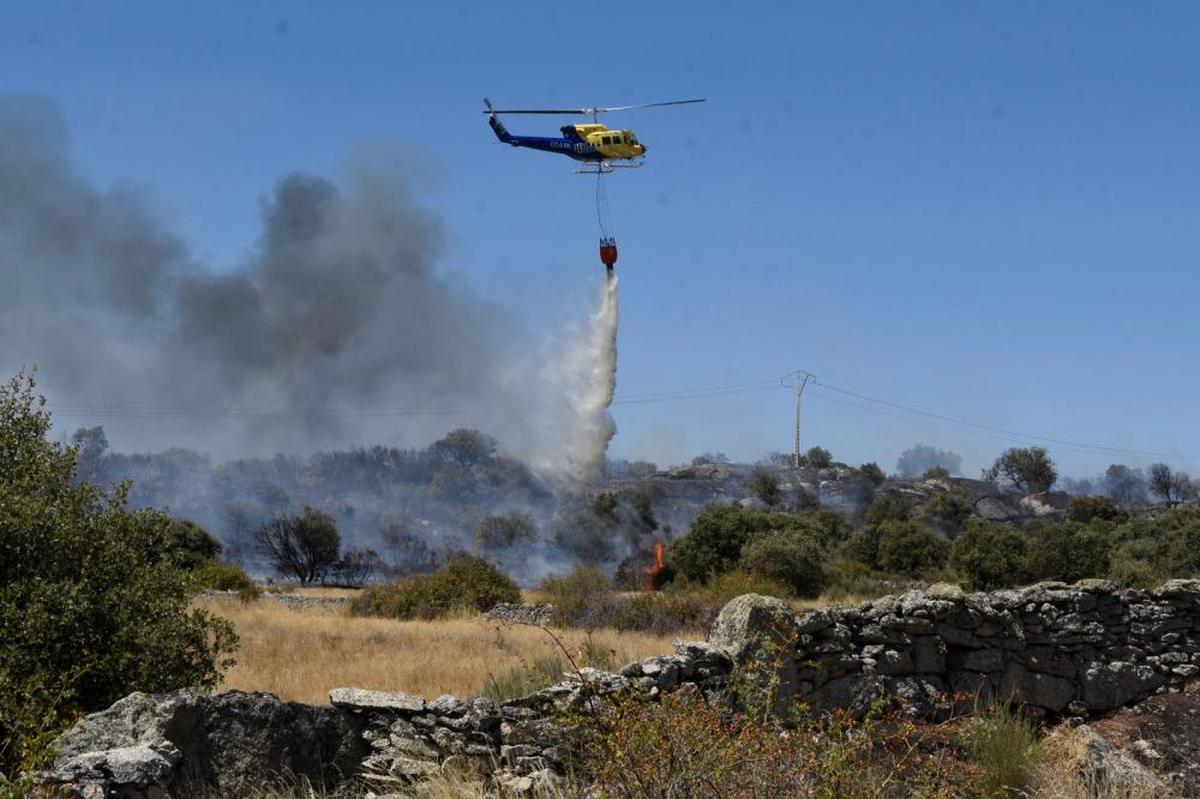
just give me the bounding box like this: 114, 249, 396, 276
642, 541, 666, 591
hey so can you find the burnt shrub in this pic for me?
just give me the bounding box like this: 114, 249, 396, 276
351, 553, 519, 620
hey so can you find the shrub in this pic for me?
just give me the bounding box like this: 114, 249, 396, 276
805, 446, 833, 469
1023, 522, 1112, 583
351, 553, 519, 620
483, 656, 564, 702
578, 691, 970, 797
668, 505, 770, 583
923, 490, 973, 535
858, 462, 886, 486
864, 494, 912, 527
193, 560, 259, 597
167, 519, 222, 569
970, 704, 1041, 798
876, 521, 949, 578
1064, 495, 1128, 525
748, 466, 781, 506
541, 566, 620, 627
922, 465, 952, 481
475, 511, 536, 552
0, 370, 237, 778
739, 530, 825, 597
950, 519, 1027, 590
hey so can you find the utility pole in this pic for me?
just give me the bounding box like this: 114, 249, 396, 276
781, 371, 814, 469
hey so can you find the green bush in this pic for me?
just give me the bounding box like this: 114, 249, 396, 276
167, 519, 223, 569
864, 494, 912, 527
922, 490, 973, 535
922, 465, 952, 481
475, 510, 536, 552
950, 519, 1027, 590
739, 530, 825, 598
351, 553, 519, 620
255, 507, 341, 584
876, 521, 949, 578
858, 462, 886, 486
1064, 495, 1128, 525
193, 560, 260, 599
670, 504, 849, 585
540, 566, 620, 627
0, 370, 237, 778
1023, 521, 1112, 583
748, 466, 782, 506
805, 446, 833, 469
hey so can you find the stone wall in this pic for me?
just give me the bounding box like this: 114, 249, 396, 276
41, 580, 1200, 797
714, 579, 1200, 719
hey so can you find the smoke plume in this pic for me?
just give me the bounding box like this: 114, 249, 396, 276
0, 95, 616, 473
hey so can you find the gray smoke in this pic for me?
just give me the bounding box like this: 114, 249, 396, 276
895, 444, 964, 477
0, 95, 601, 467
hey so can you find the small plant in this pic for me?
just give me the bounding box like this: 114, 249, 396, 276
970, 703, 1042, 798
351, 553, 519, 620
483, 656, 565, 702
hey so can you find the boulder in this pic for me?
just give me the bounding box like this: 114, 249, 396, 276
41, 690, 366, 796
1081, 662, 1165, 712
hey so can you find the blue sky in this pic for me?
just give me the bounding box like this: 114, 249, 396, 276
3, 2, 1198, 477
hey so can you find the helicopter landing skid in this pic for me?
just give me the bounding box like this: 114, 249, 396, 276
574, 160, 644, 174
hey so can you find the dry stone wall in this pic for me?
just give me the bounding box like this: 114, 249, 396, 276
715, 579, 1200, 719
40, 580, 1200, 797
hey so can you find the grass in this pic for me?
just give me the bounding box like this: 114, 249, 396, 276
970, 703, 1042, 798
198, 598, 675, 704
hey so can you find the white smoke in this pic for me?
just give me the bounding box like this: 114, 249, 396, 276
539, 275, 619, 479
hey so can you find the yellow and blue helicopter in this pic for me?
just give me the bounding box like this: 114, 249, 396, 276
484, 97, 705, 174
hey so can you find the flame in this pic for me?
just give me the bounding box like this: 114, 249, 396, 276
642, 541, 666, 591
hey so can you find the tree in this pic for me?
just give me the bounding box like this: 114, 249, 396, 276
1103, 464, 1148, 509
805, 447, 833, 469
1149, 463, 1175, 503
983, 447, 1057, 494
379, 518, 438, 575
475, 511, 537, 552
329, 548, 383, 587
949, 519, 1027, 590
1149, 463, 1192, 505
896, 445, 963, 478
740, 530, 826, 598
748, 466, 782, 506
428, 428, 496, 469
255, 506, 341, 584
0, 370, 236, 776
858, 462, 886, 487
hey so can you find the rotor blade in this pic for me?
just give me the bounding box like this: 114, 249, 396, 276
481, 108, 591, 115
590, 99, 707, 113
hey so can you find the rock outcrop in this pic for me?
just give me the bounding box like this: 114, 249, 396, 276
41, 580, 1200, 797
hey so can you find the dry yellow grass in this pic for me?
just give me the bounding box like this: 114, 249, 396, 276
200, 598, 679, 706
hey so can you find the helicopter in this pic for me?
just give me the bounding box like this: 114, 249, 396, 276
483, 97, 705, 174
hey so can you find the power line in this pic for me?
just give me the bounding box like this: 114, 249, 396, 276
807, 377, 1198, 463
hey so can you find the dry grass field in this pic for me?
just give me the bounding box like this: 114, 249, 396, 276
199, 598, 679, 706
